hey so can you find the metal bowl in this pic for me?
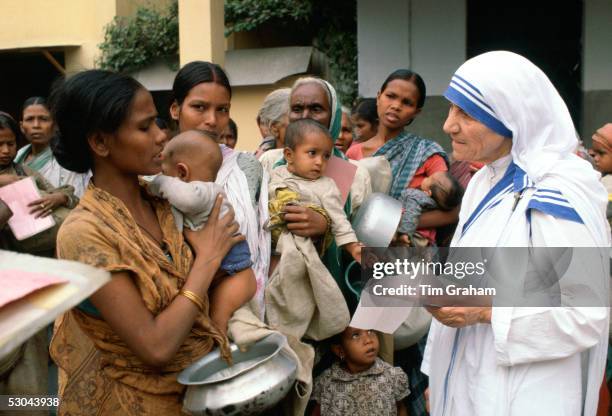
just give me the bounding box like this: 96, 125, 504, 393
178, 333, 297, 416
351, 192, 403, 248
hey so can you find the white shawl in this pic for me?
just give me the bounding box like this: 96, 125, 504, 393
424, 51, 610, 416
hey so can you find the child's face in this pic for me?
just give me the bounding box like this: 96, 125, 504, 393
336, 327, 379, 372
0, 128, 17, 169
420, 171, 448, 197
351, 115, 377, 143
335, 112, 353, 153
590, 136, 612, 174
285, 131, 333, 180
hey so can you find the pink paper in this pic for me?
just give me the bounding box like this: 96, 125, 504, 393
0, 269, 67, 308
0, 177, 55, 240
324, 156, 358, 205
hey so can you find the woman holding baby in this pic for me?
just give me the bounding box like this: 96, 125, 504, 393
49, 70, 243, 415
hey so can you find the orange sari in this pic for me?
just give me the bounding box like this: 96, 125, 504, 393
50, 184, 228, 415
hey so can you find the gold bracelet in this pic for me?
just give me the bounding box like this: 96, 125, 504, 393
178, 290, 205, 313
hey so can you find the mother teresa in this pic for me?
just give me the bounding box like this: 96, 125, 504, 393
422, 51, 610, 415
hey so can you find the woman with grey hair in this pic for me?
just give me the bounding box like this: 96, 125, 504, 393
255, 88, 291, 159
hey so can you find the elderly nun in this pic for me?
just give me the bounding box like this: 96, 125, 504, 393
422, 51, 610, 415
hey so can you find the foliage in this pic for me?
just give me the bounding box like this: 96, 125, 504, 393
98, 2, 179, 73
225, 0, 358, 105
309, 0, 358, 105
98, 0, 358, 104
224, 0, 312, 34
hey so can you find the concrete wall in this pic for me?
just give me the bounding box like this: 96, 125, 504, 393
231, 75, 300, 152
357, 0, 466, 150
179, 0, 225, 66
582, 0, 612, 142
116, 0, 174, 17
0, 0, 117, 72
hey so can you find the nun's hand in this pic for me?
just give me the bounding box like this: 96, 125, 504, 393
425, 306, 492, 328
283, 205, 328, 238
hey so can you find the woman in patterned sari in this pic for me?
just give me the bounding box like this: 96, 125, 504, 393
48, 70, 242, 415
358, 70, 456, 416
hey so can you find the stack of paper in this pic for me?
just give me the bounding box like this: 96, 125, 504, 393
0, 251, 110, 359
0, 177, 55, 240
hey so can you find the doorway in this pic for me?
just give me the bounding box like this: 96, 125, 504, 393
467, 0, 583, 130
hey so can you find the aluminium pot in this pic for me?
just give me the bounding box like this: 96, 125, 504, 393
178, 333, 297, 416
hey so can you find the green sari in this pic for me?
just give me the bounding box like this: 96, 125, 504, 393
14, 144, 53, 172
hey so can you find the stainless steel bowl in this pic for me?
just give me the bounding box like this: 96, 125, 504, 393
351, 192, 403, 247
178, 333, 297, 416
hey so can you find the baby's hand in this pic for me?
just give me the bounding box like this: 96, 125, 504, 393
147, 176, 164, 196
344, 242, 364, 264
391, 232, 411, 246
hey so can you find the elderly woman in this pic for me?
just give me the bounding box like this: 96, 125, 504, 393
266, 77, 371, 301
255, 87, 291, 160
422, 51, 609, 415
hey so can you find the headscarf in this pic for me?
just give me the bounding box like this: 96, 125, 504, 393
445, 50, 608, 245
272, 77, 354, 303
284, 77, 343, 155
593, 123, 612, 152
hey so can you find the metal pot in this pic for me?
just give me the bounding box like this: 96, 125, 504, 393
351, 192, 403, 248
178, 333, 297, 416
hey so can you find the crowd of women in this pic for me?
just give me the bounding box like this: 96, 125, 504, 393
0, 50, 610, 416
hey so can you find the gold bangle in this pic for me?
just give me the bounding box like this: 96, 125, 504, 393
178, 290, 205, 313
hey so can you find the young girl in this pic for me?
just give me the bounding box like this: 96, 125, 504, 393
311, 326, 409, 416
0, 112, 77, 256
335, 107, 354, 153
590, 123, 612, 226
347, 98, 378, 153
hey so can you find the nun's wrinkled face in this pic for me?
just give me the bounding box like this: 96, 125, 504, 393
443, 104, 511, 164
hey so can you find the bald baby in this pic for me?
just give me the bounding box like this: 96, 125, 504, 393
161, 129, 223, 182
150, 129, 256, 335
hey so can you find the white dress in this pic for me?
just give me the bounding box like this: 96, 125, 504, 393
422, 155, 609, 416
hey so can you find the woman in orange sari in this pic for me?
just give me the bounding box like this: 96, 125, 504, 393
48, 70, 243, 415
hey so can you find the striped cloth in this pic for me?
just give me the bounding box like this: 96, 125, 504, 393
373, 131, 447, 200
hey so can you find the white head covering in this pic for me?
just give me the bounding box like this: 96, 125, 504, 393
445, 51, 608, 245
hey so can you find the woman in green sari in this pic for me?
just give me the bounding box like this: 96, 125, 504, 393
14, 97, 90, 197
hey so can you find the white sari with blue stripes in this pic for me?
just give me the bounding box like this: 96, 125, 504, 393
422, 51, 610, 416
423, 155, 609, 416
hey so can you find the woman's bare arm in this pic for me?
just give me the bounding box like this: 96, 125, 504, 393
417, 206, 459, 229
89, 196, 243, 368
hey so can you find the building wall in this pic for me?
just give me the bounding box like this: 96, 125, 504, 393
231, 75, 300, 152
582, 0, 612, 142
357, 0, 466, 151
0, 0, 118, 72
116, 0, 174, 17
